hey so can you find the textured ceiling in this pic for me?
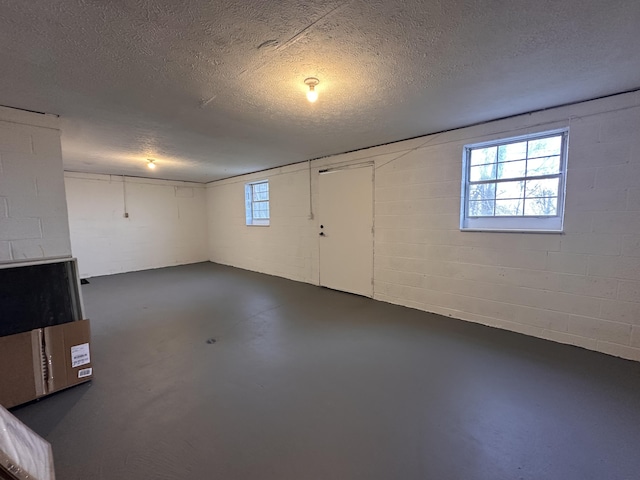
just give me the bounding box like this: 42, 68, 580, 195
1, 0, 639, 182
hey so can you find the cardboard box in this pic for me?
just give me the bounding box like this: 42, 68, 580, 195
0, 320, 93, 409
0, 331, 43, 409
0, 404, 55, 479
43, 320, 93, 393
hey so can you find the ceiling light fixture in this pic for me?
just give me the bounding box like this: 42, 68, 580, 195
304, 77, 319, 103
147, 159, 156, 169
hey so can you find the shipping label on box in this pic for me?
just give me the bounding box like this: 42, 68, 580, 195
0, 320, 93, 409
44, 320, 93, 394
70, 343, 90, 368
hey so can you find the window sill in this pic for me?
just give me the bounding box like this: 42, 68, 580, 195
460, 228, 563, 234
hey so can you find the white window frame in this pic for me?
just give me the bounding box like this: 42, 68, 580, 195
245, 180, 270, 226
460, 129, 568, 233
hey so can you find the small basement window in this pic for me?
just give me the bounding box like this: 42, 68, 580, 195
460, 129, 568, 232
245, 180, 270, 226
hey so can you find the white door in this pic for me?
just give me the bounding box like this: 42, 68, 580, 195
318, 165, 374, 297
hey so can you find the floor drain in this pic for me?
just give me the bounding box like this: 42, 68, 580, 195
206, 338, 217, 344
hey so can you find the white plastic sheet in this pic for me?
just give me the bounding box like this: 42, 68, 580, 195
0, 405, 55, 480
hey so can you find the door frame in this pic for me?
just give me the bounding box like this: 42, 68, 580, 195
317, 162, 375, 297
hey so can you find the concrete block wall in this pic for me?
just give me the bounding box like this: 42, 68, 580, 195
373, 93, 640, 362
207, 166, 316, 283
65, 172, 208, 278
207, 90, 640, 362
0, 106, 71, 261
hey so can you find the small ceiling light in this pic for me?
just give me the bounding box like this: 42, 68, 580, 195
304, 77, 319, 103
147, 159, 156, 169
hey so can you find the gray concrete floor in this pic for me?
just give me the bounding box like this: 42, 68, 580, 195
12, 262, 640, 479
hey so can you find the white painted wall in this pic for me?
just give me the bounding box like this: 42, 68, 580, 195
65, 173, 207, 278
207, 167, 316, 283
207, 91, 640, 362
0, 106, 71, 261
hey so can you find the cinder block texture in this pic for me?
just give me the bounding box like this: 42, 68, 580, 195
208, 92, 640, 361
206, 167, 316, 284
64, 173, 208, 277
0, 107, 71, 261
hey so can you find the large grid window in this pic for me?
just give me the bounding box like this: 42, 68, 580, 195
461, 129, 568, 232
245, 180, 270, 226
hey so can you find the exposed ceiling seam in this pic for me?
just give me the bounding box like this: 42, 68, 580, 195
276, 1, 352, 52
237, 0, 352, 79
199, 95, 217, 108
209, 86, 640, 183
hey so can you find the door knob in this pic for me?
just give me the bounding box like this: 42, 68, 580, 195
319, 232, 325, 236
